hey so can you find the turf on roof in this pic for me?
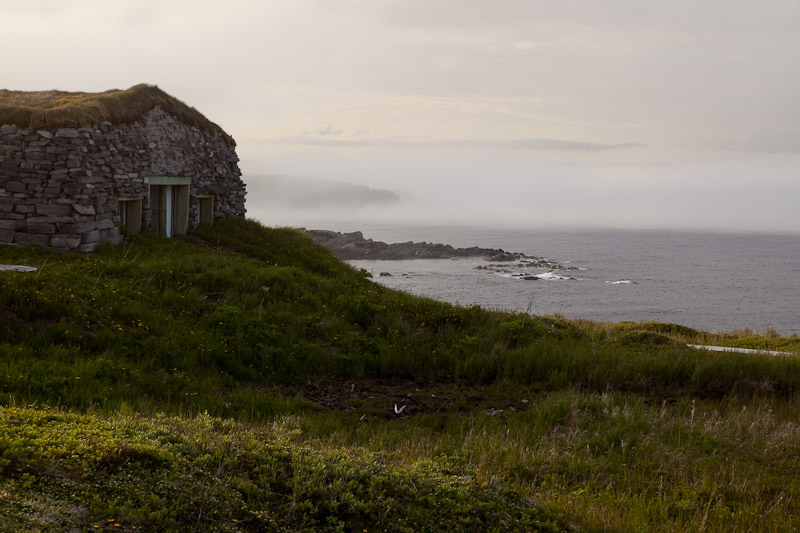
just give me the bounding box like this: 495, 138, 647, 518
0, 83, 230, 141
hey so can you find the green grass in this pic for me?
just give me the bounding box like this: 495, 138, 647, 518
1, 218, 799, 531
0, 84, 228, 136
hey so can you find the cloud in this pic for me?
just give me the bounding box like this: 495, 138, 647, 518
316, 125, 343, 136
0, 0, 66, 15
382, 0, 800, 35
355, 128, 380, 137
259, 136, 643, 151
484, 139, 644, 151
721, 130, 800, 154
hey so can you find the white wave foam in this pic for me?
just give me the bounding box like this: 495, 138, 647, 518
536, 271, 573, 280
495, 271, 574, 281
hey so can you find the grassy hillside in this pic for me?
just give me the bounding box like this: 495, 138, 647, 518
1, 219, 799, 531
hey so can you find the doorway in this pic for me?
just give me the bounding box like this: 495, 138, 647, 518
148, 177, 191, 237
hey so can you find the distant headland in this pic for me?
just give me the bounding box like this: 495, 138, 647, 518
304, 229, 576, 273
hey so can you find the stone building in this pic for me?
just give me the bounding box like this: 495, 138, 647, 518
0, 84, 246, 252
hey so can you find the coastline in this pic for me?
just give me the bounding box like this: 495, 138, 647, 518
321, 225, 800, 335
305, 228, 576, 269
304, 228, 518, 260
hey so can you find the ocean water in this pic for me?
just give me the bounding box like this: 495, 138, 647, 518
331, 224, 798, 336
259, 214, 800, 335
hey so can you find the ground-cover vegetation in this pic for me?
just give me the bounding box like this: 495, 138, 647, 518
0, 408, 564, 532
1, 218, 799, 531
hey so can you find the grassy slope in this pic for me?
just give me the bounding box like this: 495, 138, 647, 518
1, 218, 799, 531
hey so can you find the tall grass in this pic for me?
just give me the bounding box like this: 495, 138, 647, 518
299, 389, 800, 531
2, 219, 799, 416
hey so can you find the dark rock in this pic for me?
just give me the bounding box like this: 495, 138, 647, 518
305, 229, 513, 260
50, 235, 82, 249
36, 204, 72, 217
487, 252, 519, 262
305, 229, 547, 262
55, 128, 79, 139
14, 232, 50, 246
4, 182, 26, 193
24, 222, 56, 234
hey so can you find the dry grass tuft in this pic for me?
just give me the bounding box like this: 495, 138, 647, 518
0, 83, 229, 139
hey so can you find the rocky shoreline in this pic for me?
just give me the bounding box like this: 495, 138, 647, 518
305, 229, 513, 260
304, 229, 579, 277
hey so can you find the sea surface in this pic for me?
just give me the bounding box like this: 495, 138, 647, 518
264, 216, 800, 335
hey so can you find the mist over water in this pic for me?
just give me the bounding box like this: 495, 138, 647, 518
243, 160, 800, 234
244, 176, 800, 335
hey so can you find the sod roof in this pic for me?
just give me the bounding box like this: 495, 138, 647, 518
0, 83, 231, 142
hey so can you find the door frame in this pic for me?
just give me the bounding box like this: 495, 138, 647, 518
146, 177, 191, 237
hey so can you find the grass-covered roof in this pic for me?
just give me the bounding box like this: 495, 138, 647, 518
0, 83, 229, 139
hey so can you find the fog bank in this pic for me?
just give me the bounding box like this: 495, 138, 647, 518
243, 151, 800, 234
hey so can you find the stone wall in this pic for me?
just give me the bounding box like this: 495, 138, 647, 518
0, 106, 246, 252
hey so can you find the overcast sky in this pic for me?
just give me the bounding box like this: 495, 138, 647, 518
3, 0, 799, 231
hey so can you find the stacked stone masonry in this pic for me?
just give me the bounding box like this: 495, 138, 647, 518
0, 106, 246, 252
